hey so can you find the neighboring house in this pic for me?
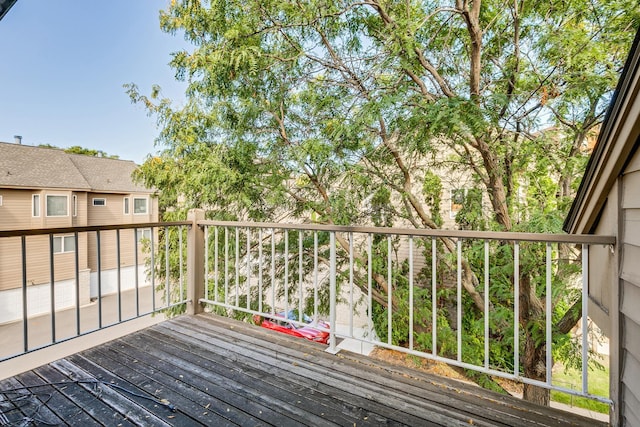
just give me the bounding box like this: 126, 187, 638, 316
0, 141, 158, 323
563, 28, 640, 427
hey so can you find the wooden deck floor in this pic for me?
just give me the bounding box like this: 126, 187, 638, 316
0, 314, 607, 426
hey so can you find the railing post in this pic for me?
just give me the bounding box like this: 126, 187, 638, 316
327, 231, 339, 354
187, 209, 205, 315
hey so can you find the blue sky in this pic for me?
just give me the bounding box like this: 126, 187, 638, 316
0, 1, 188, 164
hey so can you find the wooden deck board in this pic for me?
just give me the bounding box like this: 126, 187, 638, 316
0, 313, 608, 426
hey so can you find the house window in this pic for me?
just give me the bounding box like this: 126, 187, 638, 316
53, 235, 76, 254
46, 195, 68, 217
450, 189, 467, 218
92, 198, 106, 206
124, 197, 130, 214
136, 228, 152, 241
0, 195, 2, 206
73, 195, 78, 217
133, 197, 148, 214
33, 194, 40, 217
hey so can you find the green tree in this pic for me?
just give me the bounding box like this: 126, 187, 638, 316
128, 0, 638, 405
39, 144, 119, 159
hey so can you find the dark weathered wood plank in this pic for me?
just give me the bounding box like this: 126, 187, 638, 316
164, 319, 513, 425
51, 359, 173, 427
140, 327, 394, 427
179, 314, 608, 427
73, 348, 240, 427
32, 364, 137, 426
146, 324, 440, 427
0, 375, 68, 426
113, 332, 331, 427
66, 353, 209, 426
1, 313, 609, 427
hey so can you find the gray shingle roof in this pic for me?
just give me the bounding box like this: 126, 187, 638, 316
0, 142, 153, 194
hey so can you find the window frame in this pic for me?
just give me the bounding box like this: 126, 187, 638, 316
46, 194, 68, 217
136, 228, 152, 242
32, 194, 40, 217
133, 197, 148, 215
123, 197, 130, 215
53, 234, 76, 254
72, 195, 78, 217
92, 198, 106, 207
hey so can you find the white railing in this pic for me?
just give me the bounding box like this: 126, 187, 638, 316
196, 220, 615, 405
0, 222, 190, 362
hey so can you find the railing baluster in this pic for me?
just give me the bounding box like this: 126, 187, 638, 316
432, 237, 437, 357
514, 241, 520, 377
21, 235, 28, 353
546, 243, 552, 386
271, 228, 275, 316
116, 229, 121, 323
258, 228, 263, 313
205, 225, 209, 301
150, 228, 156, 314
368, 233, 372, 334
582, 244, 589, 394
484, 240, 489, 369
409, 236, 414, 351
225, 227, 229, 306
235, 227, 240, 307
329, 231, 337, 353
247, 227, 251, 310
457, 239, 462, 363
179, 225, 184, 304
75, 231, 80, 334
214, 226, 219, 302
96, 230, 102, 329
299, 231, 303, 320
284, 229, 289, 317
49, 234, 56, 343
387, 235, 392, 345
314, 231, 319, 319
134, 228, 139, 318
165, 227, 170, 308
349, 232, 354, 337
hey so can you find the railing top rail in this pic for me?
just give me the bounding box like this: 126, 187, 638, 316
0, 221, 191, 238
197, 220, 616, 245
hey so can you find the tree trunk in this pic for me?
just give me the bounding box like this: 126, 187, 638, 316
520, 273, 550, 406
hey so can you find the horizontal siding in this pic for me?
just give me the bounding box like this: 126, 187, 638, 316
623, 384, 640, 427
621, 280, 640, 326
621, 243, 640, 285
0, 234, 89, 291
624, 313, 640, 361
622, 170, 640, 209
87, 228, 155, 272
0, 189, 36, 230
622, 350, 640, 416
625, 208, 640, 247
87, 194, 127, 226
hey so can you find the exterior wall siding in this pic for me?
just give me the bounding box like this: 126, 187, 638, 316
620, 151, 640, 425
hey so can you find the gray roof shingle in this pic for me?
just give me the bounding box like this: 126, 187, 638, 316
0, 142, 152, 194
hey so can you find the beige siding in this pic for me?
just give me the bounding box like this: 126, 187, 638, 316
588, 182, 619, 335
620, 150, 640, 426
87, 228, 156, 272
622, 170, 640, 209
0, 233, 89, 291
625, 209, 640, 247
623, 384, 640, 427
0, 189, 40, 230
